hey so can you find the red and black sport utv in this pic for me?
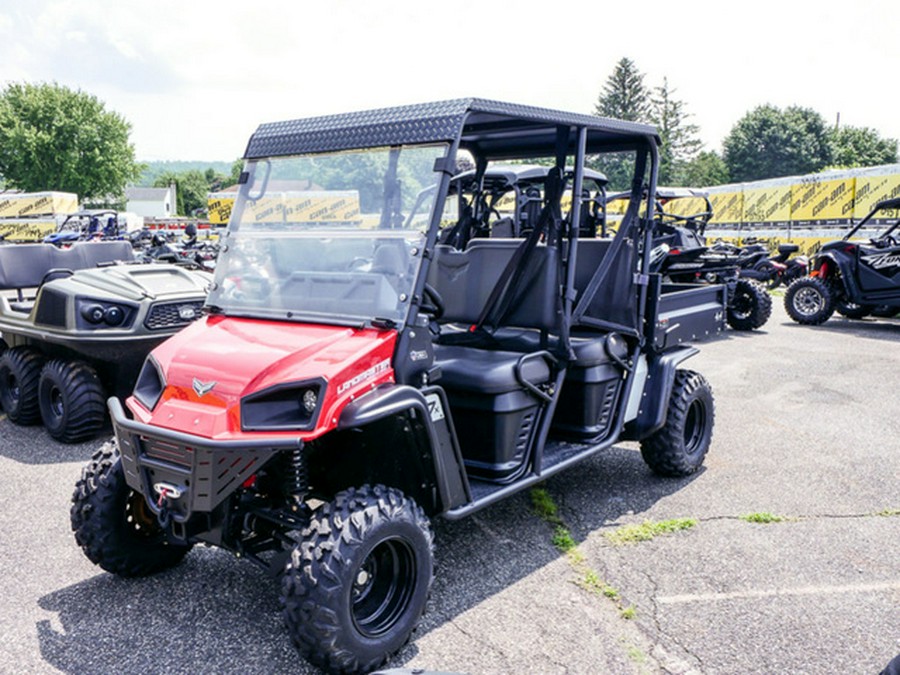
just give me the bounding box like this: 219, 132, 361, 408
785, 197, 900, 324
71, 99, 725, 674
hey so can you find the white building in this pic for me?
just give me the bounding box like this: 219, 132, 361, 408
125, 184, 176, 218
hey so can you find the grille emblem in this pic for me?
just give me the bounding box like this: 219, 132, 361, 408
192, 378, 217, 397
178, 305, 198, 320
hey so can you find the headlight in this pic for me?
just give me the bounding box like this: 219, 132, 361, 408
76, 297, 136, 330
241, 380, 325, 431
133, 356, 166, 411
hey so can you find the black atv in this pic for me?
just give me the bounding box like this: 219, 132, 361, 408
785, 197, 900, 324
625, 188, 772, 331
0, 241, 210, 442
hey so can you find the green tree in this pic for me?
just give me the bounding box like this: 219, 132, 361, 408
722, 104, 832, 182
592, 58, 651, 191
828, 125, 897, 168
0, 82, 141, 201
649, 78, 703, 185
153, 170, 210, 216
594, 57, 651, 122
680, 151, 730, 187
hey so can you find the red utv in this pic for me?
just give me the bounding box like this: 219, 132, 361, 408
71, 99, 724, 673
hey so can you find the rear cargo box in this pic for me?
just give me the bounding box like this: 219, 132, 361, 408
649, 278, 726, 350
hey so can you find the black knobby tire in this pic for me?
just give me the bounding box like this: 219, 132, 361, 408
281, 484, 434, 674
0, 346, 43, 424
39, 359, 107, 443
784, 276, 835, 325
70, 440, 192, 577
640, 369, 715, 477
727, 278, 773, 330
835, 300, 873, 319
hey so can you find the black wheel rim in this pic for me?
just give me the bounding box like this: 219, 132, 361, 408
732, 291, 752, 319
125, 490, 163, 540
683, 398, 706, 456
4, 370, 20, 406
351, 538, 416, 638
49, 385, 64, 420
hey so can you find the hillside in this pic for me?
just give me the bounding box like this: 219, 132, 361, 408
137, 160, 237, 187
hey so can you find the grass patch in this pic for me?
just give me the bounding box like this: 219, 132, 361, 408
531, 487, 560, 523
531, 487, 634, 621
625, 643, 646, 664
605, 518, 697, 545
740, 512, 784, 524
552, 525, 576, 552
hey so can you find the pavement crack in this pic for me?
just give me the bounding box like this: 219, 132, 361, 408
637, 567, 705, 675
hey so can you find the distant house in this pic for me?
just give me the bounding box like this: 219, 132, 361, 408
125, 184, 176, 218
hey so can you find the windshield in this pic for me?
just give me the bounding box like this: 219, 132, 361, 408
208, 144, 447, 326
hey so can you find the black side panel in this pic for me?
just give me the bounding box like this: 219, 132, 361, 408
33, 288, 68, 327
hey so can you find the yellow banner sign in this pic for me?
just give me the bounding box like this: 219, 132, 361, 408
0, 192, 78, 218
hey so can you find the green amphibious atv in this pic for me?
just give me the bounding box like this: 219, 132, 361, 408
0, 241, 209, 442
72, 99, 725, 673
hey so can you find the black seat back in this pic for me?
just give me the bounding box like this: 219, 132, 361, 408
428, 239, 560, 332
0, 241, 134, 290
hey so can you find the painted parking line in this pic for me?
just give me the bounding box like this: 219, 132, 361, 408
658, 580, 900, 605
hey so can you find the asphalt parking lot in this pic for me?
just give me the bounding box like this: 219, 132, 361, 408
1, 302, 898, 675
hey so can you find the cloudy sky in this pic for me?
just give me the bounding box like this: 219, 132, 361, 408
2, 0, 898, 162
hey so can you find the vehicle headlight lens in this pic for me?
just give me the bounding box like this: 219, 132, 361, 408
302, 389, 318, 413
241, 380, 325, 431
104, 306, 125, 326
76, 298, 135, 329
82, 304, 105, 323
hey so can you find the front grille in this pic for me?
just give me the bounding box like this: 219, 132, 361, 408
145, 300, 204, 330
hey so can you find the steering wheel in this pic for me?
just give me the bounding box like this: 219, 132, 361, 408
421, 283, 444, 319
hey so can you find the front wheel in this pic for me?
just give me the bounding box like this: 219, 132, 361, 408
71, 441, 193, 576
640, 370, 715, 477
281, 484, 434, 675
784, 277, 835, 325
727, 278, 772, 330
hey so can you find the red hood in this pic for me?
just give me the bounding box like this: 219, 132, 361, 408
128, 315, 397, 439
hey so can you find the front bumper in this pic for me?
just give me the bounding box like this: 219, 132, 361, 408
109, 397, 301, 522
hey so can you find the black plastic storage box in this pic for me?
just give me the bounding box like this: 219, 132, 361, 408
434, 345, 552, 482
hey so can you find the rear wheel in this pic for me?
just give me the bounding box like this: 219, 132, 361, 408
640, 370, 714, 477
784, 277, 835, 325
727, 278, 772, 330
71, 441, 193, 576
0, 346, 43, 424
281, 484, 434, 674
39, 359, 107, 443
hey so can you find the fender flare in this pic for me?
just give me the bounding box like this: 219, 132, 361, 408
622, 346, 698, 441
337, 383, 468, 513
814, 251, 859, 298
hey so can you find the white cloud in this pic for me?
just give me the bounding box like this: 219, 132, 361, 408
2, 0, 899, 160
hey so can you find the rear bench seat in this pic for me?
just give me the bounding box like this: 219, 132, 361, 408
430, 237, 624, 443
0, 241, 134, 312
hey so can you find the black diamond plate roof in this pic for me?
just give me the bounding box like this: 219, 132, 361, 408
244, 98, 659, 159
